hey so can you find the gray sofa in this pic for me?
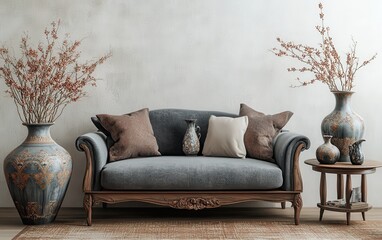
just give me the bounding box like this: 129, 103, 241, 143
76, 109, 310, 225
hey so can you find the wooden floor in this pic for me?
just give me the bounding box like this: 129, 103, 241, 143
1, 207, 382, 240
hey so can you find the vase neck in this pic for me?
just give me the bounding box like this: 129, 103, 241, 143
185, 119, 197, 127
333, 91, 353, 112
23, 123, 55, 144
323, 135, 332, 144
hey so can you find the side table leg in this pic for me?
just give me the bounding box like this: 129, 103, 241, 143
319, 209, 324, 222
361, 174, 367, 221
346, 174, 352, 225
337, 174, 344, 199
319, 172, 327, 221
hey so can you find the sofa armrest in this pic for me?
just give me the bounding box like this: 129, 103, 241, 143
76, 132, 108, 191
273, 132, 310, 191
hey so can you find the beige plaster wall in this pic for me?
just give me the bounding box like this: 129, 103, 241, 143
0, 0, 381, 208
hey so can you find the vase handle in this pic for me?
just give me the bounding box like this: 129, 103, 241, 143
196, 125, 201, 139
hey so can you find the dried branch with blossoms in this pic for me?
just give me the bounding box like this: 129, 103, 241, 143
0, 20, 111, 124
272, 3, 376, 91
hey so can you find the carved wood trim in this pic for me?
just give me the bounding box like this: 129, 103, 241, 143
169, 197, 220, 210
89, 190, 299, 194
293, 143, 305, 192
79, 143, 93, 192
90, 191, 300, 207
82, 191, 302, 225
293, 193, 303, 208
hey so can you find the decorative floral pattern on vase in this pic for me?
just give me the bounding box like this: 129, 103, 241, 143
321, 91, 364, 162
3, 124, 72, 225
316, 135, 340, 164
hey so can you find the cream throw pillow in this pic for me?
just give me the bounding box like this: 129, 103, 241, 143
202, 115, 248, 158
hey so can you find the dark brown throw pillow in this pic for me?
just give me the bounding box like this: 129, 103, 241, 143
97, 108, 161, 161
239, 103, 293, 162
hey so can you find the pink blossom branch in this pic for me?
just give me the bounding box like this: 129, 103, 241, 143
0, 20, 111, 123
272, 3, 376, 92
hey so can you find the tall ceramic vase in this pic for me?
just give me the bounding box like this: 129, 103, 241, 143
3, 123, 72, 225
321, 91, 364, 162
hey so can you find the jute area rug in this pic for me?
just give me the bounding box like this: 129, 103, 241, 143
13, 208, 382, 239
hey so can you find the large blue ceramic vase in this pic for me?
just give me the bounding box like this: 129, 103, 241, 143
3, 123, 72, 225
321, 91, 364, 162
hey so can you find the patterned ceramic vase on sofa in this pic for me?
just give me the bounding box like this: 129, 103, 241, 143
3, 123, 72, 225
182, 119, 201, 155
321, 91, 364, 162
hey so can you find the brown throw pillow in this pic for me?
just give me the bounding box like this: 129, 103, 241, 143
97, 108, 161, 161
239, 103, 293, 162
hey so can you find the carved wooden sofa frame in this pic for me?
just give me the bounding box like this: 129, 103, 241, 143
77, 131, 310, 226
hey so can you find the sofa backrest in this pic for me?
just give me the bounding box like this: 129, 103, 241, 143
149, 109, 237, 155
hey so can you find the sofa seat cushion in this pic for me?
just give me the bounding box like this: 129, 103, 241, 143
100, 156, 283, 190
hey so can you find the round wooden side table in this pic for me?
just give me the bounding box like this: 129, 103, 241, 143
304, 159, 382, 225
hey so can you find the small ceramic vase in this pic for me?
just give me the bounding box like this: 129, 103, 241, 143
349, 139, 365, 165
316, 135, 340, 164
182, 119, 201, 155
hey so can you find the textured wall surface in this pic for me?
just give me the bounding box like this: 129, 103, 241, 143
1, 0, 381, 208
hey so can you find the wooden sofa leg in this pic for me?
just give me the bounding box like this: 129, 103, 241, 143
293, 194, 303, 225
84, 194, 93, 226
281, 202, 286, 209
